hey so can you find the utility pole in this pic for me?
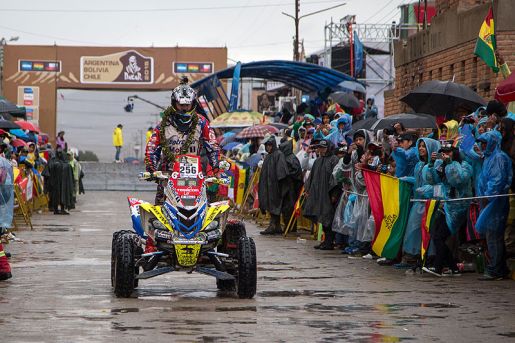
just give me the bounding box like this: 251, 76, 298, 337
294, 0, 300, 61
283, 2, 346, 62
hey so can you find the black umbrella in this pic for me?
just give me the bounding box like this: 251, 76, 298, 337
0, 119, 21, 130
372, 113, 436, 131
351, 117, 377, 131
0, 113, 13, 121
0, 97, 22, 114
329, 92, 360, 108
400, 80, 486, 116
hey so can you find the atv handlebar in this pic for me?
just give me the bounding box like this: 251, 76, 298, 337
139, 171, 230, 185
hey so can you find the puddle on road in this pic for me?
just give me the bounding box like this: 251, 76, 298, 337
13, 257, 108, 268
259, 289, 412, 298
498, 332, 515, 338
30, 240, 57, 244
111, 308, 140, 314
260, 276, 333, 281
36, 227, 72, 232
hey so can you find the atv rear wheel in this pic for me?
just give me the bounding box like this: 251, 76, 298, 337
236, 237, 257, 299
113, 232, 138, 298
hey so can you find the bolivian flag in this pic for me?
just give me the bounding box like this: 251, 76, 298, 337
421, 199, 440, 265
363, 170, 412, 259
474, 6, 499, 73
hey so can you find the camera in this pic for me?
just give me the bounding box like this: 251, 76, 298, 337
383, 127, 395, 136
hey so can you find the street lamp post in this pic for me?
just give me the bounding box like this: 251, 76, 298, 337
282, 2, 346, 61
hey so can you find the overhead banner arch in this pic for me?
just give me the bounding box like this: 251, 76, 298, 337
2, 45, 227, 140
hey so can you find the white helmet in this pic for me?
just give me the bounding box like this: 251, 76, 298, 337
171, 78, 196, 106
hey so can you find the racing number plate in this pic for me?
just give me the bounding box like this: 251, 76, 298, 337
179, 156, 199, 178
175, 244, 201, 267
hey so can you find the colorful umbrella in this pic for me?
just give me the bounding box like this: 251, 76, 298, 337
211, 111, 264, 128
236, 126, 273, 139
11, 138, 28, 148
259, 124, 279, 134
495, 72, 515, 104
15, 120, 40, 132
9, 129, 29, 140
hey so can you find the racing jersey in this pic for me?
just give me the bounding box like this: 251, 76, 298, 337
145, 113, 220, 172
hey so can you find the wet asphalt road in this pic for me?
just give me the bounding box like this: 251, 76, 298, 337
1, 191, 515, 343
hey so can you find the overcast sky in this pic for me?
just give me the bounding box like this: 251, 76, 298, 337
0, 0, 405, 62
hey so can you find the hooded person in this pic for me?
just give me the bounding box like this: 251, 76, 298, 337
498, 118, 515, 258
392, 133, 419, 177
0, 156, 13, 281
364, 97, 378, 119
258, 136, 289, 235
422, 142, 473, 276
438, 120, 459, 141
279, 139, 303, 231
325, 114, 353, 147
302, 139, 341, 249
42, 148, 75, 215
475, 131, 513, 280
402, 138, 441, 259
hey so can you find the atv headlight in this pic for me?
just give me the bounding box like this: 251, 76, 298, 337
204, 220, 219, 232
151, 218, 167, 230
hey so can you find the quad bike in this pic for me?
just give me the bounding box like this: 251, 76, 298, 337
111, 154, 257, 299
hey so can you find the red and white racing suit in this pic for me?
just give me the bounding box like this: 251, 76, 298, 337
144, 113, 220, 204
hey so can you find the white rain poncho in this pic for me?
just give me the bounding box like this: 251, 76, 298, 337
0, 157, 14, 228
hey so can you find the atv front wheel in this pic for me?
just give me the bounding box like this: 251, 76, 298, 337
219, 221, 246, 256
113, 232, 137, 298
216, 278, 236, 292
111, 230, 132, 287
236, 237, 257, 299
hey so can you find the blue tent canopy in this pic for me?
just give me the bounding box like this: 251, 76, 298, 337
191, 60, 364, 94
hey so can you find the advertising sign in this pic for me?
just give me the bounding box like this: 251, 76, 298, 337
80, 50, 154, 84
173, 62, 213, 74
17, 87, 40, 122
19, 60, 61, 72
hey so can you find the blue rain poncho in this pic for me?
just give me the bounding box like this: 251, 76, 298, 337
325, 115, 352, 146
0, 157, 14, 229
423, 153, 473, 234
392, 145, 419, 177
475, 131, 513, 234
402, 138, 441, 255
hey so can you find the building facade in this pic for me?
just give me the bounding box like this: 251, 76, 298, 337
385, 0, 515, 115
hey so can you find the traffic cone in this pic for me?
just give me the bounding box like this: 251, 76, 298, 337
0, 243, 12, 281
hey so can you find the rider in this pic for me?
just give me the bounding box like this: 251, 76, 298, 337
145, 78, 220, 205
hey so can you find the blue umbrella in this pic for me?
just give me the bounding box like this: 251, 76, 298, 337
246, 153, 263, 168
10, 129, 29, 140
222, 142, 241, 151
223, 132, 236, 138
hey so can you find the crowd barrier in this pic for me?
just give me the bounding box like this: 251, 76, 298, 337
11, 166, 49, 230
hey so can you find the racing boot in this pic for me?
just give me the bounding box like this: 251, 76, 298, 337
0, 243, 12, 281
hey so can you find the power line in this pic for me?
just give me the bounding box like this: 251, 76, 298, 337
0, 1, 346, 13
362, 0, 396, 23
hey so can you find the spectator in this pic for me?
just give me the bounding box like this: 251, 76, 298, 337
476, 131, 513, 280
423, 142, 473, 276
364, 98, 378, 119
303, 139, 340, 250
56, 131, 67, 151
146, 127, 153, 145
402, 138, 441, 264
113, 124, 123, 163
391, 133, 418, 177
279, 139, 303, 232
42, 148, 75, 215
258, 136, 289, 235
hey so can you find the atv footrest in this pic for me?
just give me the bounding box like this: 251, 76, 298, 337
196, 267, 235, 280
136, 267, 174, 279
